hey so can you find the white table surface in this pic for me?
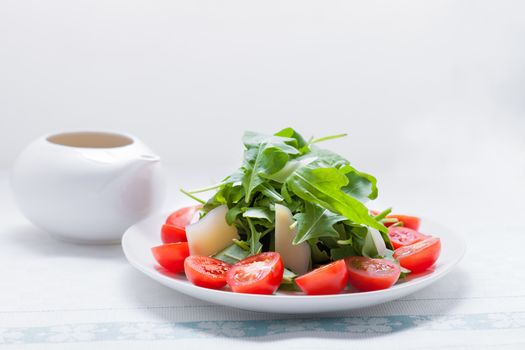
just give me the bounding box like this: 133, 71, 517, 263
1, 165, 524, 349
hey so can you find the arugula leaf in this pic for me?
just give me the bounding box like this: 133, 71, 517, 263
243, 207, 273, 222
274, 127, 310, 154
246, 218, 263, 255
339, 165, 378, 201
292, 202, 346, 245
259, 183, 284, 202
242, 147, 289, 203
286, 164, 386, 233
213, 244, 250, 265
241, 133, 301, 203
226, 206, 243, 225
310, 241, 331, 264
330, 245, 357, 260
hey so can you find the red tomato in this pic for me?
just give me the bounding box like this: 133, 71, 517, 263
184, 256, 231, 289
162, 205, 201, 244
388, 226, 427, 249
151, 242, 190, 273
345, 256, 401, 292
226, 252, 284, 294
387, 215, 420, 230
166, 205, 201, 226
295, 260, 349, 295
161, 224, 187, 243
394, 237, 441, 273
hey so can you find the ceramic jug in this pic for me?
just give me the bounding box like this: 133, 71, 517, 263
11, 131, 165, 243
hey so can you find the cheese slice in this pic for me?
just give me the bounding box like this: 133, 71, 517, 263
275, 204, 310, 275
186, 205, 239, 256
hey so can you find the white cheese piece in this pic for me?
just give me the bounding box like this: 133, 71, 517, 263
186, 205, 239, 256
275, 204, 311, 275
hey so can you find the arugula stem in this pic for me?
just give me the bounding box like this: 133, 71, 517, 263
232, 239, 250, 251
381, 218, 399, 224
373, 207, 392, 221
260, 226, 274, 238
185, 183, 224, 194
337, 238, 353, 245
389, 221, 404, 228
179, 189, 206, 204
309, 133, 348, 145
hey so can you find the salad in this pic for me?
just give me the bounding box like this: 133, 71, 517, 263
151, 128, 441, 295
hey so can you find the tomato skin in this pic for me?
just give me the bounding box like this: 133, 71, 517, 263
184, 256, 231, 289
394, 237, 441, 273
295, 260, 349, 295
226, 252, 284, 295
166, 205, 201, 227
162, 206, 201, 244
161, 224, 187, 243
151, 242, 190, 273
387, 215, 420, 230
388, 226, 427, 249
345, 256, 401, 292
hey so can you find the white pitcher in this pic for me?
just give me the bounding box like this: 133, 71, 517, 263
11, 131, 166, 244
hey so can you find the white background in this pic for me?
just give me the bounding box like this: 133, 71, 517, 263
1, 2, 525, 348
1, 0, 524, 178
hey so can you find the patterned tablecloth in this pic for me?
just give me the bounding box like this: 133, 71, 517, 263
1, 168, 524, 349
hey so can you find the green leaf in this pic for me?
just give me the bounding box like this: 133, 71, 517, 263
339, 165, 378, 201
264, 156, 317, 183
292, 202, 346, 245
274, 127, 309, 153
309, 146, 349, 168
382, 249, 411, 278
242, 134, 301, 203
226, 206, 243, 225
399, 266, 411, 279
246, 218, 263, 255
242, 131, 301, 154
259, 183, 284, 202
243, 207, 273, 222
213, 244, 250, 265
281, 268, 298, 284
310, 241, 331, 264
362, 229, 380, 258
286, 164, 386, 233
281, 182, 293, 203
330, 245, 357, 260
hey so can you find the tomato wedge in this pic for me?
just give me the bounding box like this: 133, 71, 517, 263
295, 260, 349, 295
161, 224, 187, 243
226, 252, 284, 294
162, 205, 201, 243
151, 242, 190, 273
345, 256, 401, 292
184, 256, 231, 289
394, 237, 441, 273
388, 226, 427, 249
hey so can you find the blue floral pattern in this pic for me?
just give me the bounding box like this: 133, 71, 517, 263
1, 312, 524, 345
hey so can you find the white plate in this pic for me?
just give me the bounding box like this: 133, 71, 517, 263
122, 212, 466, 314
